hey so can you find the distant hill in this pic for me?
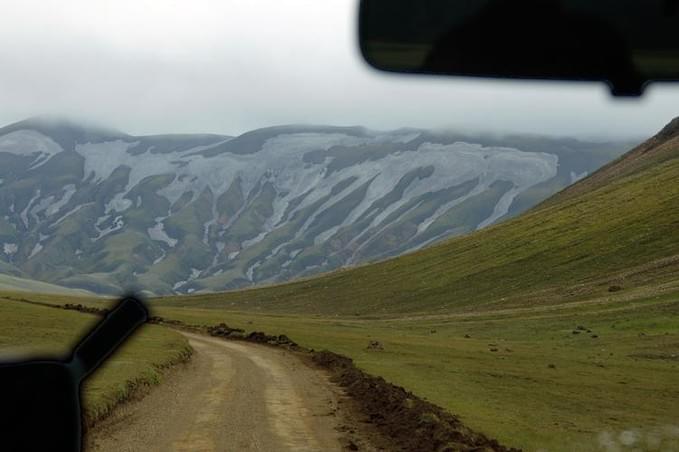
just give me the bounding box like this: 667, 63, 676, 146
158, 117, 679, 315
0, 272, 91, 295
0, 116, 632, 295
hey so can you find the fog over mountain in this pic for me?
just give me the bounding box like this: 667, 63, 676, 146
0, 117, 634, 295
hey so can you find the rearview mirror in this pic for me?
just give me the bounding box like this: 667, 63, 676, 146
359, 0, 679, 96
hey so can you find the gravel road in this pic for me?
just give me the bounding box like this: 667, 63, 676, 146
85, 332, 351, 451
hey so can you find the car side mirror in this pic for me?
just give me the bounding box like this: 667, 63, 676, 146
0, 296, 148, 452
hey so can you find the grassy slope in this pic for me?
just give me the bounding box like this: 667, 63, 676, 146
0, 273, 93, 295
0, 295, 191, 425
149, 121, 679, 450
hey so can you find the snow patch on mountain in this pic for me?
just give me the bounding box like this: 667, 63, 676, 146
148, 218, 177, 247
94, 216, 124, 240
0, 130, 63, 168
571, 170, 588, 183
29, 243, 43, 259
47, 185, 77, 216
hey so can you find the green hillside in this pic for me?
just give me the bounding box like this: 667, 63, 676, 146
156, 119, 679, 316
0, 271, 93, 295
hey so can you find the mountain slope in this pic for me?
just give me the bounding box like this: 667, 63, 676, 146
542, 116, 679, 206
158, 117, 679, 315
0, 273, 92, 294
0, 117, 630, 295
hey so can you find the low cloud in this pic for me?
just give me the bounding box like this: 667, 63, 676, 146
1, 0, 678, 138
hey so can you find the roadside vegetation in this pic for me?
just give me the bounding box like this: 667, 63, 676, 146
5, 288, 677, 450
152, 293, 679, 450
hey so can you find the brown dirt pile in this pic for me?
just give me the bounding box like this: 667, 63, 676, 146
312, 351, 519, 452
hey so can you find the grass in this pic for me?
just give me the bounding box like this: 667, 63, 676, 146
4, 288, 676, 449
0, 273, 93, 294
0, 295, 191, 426
151, 292, 679, 451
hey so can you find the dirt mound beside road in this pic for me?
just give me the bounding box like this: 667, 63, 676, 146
312, 351, 518, 452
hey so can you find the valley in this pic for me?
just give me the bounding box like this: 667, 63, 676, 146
147, 117, 679, 449
1, 117, 678, 451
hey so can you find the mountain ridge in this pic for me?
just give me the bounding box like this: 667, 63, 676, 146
539, 115, 679, 207
0, 117, 632, 295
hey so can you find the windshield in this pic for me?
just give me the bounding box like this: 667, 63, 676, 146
0, 1, 678, 451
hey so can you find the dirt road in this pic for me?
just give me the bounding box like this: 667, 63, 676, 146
86, 332, 356, 452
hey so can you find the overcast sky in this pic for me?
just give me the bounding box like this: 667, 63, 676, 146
1, 0, 678, 139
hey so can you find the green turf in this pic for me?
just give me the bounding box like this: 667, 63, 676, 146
8, 290, 676, 449
152, 293, 679, 451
